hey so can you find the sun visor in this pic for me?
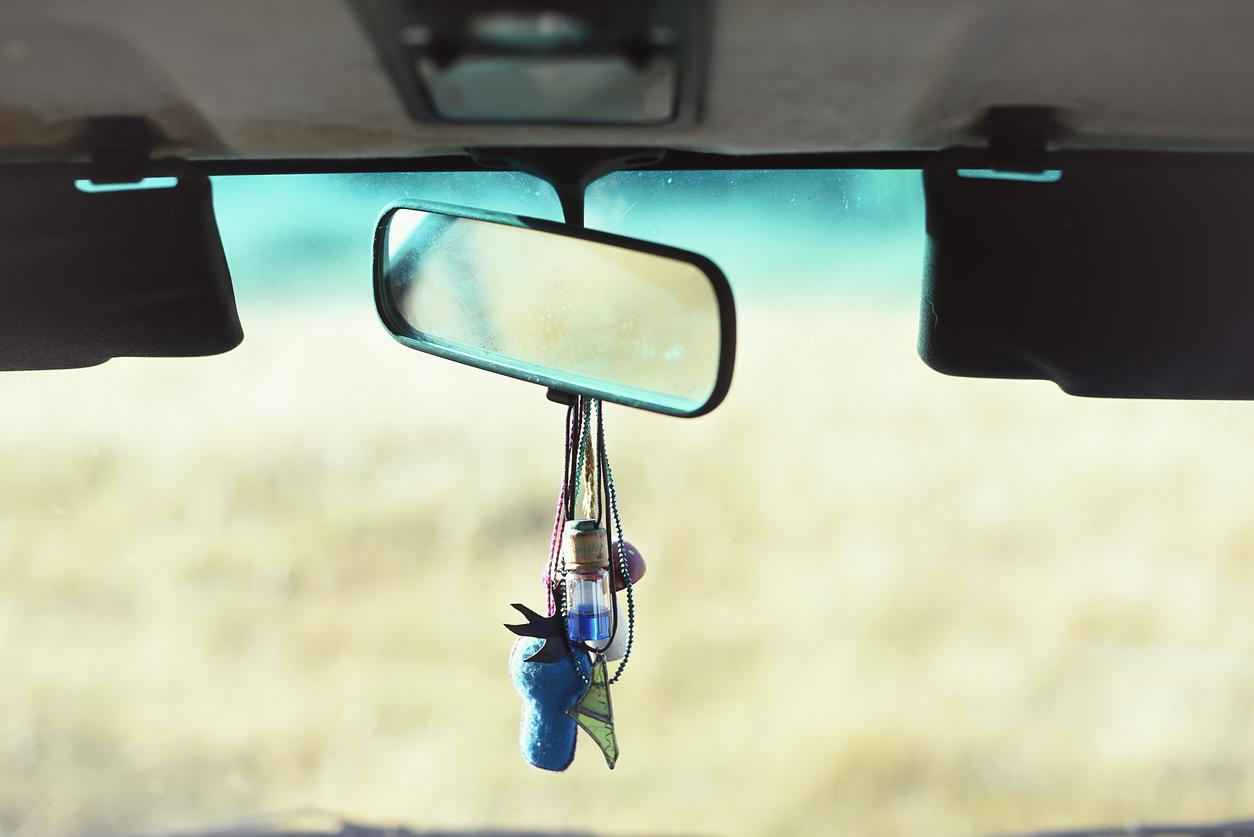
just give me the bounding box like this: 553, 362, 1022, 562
0, 159, 242, 371
920, 148, 1254, 399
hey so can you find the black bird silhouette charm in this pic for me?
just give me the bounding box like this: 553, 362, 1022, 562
504, 603, 570, 663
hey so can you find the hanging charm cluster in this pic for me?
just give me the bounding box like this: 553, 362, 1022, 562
504, 395, 639, 769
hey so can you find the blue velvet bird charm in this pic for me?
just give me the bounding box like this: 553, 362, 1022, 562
508, 637, 591, 771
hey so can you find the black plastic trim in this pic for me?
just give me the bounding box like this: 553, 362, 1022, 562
191, 149, 932, 177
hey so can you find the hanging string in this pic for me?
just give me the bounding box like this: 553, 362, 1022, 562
578, 400, 597, 520
564, 399, 582, 522
572, 397, 603, 523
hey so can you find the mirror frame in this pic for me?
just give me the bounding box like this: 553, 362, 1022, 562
373, 199, 736, 417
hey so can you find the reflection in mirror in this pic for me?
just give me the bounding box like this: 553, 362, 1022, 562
377, 205, 732, 415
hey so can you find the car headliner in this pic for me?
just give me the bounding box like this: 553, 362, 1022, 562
3, 0, 1254, 163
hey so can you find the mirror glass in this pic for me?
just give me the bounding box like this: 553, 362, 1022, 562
376, 204, 732, 415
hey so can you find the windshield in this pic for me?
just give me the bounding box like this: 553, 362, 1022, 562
5, 168, 1253, 837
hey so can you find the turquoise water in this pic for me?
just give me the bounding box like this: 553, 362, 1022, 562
586, 169, 926, 301
210, 169, 926, 307
210, 171, 561, 305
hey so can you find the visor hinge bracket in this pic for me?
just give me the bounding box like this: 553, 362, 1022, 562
977, 105, 1063, 172
86, 115, 154, 184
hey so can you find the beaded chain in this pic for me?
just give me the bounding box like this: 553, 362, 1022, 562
603, 444, 635, 685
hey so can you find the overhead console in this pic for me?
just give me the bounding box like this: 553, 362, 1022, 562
350, 0, 708, 127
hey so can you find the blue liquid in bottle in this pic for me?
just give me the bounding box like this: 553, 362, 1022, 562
563, 520, 613, 647
567, 605, 612, 644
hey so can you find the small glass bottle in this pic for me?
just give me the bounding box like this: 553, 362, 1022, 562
563, 519, 612, 648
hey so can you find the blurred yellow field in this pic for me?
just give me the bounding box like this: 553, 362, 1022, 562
5, 299, 1254, 836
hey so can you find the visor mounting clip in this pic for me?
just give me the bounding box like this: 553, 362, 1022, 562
86, 115, 154, 185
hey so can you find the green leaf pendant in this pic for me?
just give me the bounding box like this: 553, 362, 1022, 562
567, 654, 619, 769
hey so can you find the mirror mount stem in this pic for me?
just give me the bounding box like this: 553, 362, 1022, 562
468, 148, 671, 408
468, 147, 667, 228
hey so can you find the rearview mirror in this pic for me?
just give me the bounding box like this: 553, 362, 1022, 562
374, 201, 735, 416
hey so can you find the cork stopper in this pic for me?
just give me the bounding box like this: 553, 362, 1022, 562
564, 518, 609, 569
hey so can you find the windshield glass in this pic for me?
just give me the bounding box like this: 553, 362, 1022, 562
6, 168, 1254, 837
